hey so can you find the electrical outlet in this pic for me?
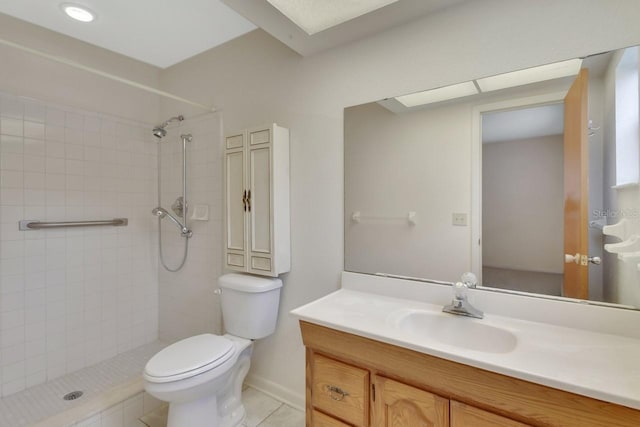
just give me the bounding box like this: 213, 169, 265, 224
452, 213, 467, 226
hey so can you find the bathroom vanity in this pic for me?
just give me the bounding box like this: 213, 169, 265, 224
292, 273, 640, 427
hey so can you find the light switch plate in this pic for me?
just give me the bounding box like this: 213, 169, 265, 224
452, 213, 467, 226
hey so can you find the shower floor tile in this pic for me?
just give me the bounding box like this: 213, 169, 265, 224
0, 341, 167, 427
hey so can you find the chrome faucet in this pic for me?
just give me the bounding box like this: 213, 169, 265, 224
443, 272, 484, 319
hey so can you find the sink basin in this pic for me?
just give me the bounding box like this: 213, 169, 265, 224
389, 309, 518, 353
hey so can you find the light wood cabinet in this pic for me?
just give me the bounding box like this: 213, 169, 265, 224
301, 321, 640, 427
373, 375, 449, 427
224, 124, 290, 277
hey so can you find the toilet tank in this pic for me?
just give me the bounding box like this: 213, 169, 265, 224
218, 273, 283, 339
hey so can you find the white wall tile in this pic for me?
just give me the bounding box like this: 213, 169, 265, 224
1, 135, 24, 154
46, 125, 66, 142
0, 152, 23, 171
23, 154, 45, 172
101, 404, 124, 427
24, 121, 45, 139
0, 170, 24, 188
1, 118, 23, 136
123, 394, 143, 427
1, 95, 23, 119
65, 112, 84, 130
24, 139, 45, 157
23, 100, 46, 123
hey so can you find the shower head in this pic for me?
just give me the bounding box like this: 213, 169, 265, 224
152, 115, 184, 139
152, 127, 167, 139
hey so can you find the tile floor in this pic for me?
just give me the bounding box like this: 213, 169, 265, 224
139, 386, 304, 427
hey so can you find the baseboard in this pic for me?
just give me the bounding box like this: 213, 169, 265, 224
244, 374, 305, 412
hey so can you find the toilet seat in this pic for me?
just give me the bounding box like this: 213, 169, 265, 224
144, 334, 235, 383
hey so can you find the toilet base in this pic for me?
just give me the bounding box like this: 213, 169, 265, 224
168, 393, 219, 427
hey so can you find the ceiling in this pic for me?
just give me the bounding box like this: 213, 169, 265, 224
482, 104, 564, 144
0, 0, 467, 68
222, 0, 467, 56
0, 0, 256, 68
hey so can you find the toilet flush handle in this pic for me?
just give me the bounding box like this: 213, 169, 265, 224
213, 289, 222, 295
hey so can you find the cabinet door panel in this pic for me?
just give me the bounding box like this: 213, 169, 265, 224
250, 128, 271, 145
249, 146, 272, 254
451, 401, 531, 427
226, 133, 244, 149
374, 376, 448, 427
225, 149, 245, 252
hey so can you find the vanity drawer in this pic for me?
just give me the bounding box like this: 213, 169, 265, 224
312, 354, 369, 427
451, 401, 531, 427
312, 409, 352, 427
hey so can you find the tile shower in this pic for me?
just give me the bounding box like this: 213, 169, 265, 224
0, 92, 158, 397
0, 89, 230, 425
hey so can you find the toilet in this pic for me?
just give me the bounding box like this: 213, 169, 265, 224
143, 273, 283, 427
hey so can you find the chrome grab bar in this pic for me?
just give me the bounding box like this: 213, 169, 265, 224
19, 218, 128, 231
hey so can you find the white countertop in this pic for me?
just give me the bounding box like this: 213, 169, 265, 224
291, 287, 640, 410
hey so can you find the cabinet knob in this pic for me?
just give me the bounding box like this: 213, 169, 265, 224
247, 190, 251, 212
325, 385, 349, 401
242, 190, 247, 212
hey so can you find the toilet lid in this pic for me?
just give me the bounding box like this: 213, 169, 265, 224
144, 334, 234, 382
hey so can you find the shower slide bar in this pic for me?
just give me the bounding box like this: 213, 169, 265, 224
19, 218, 128, 231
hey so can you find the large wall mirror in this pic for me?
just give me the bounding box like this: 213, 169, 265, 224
344, 44, 640, 309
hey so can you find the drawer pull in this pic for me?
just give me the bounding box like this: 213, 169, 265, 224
325, 385, 350, 401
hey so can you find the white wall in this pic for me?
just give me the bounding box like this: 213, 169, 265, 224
483, 135, 564, 273
0, 13, 161, 124
344, 102, 471, 282
159, 0, 640, 407
602, 49, 640, 307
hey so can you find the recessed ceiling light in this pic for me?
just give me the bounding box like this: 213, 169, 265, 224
267, 0, 398, 35
60, 3, 96, 23
395, 81, 479, 108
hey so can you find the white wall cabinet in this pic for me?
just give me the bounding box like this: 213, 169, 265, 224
224, 124, 290, 277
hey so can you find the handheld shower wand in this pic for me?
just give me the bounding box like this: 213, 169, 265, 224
152, 118, 192, 272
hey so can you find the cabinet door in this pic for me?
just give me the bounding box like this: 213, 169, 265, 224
224, 132, 246, 270
247, 127, 274, 274
373, 375, 448, 427
451, 401, 531, 427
